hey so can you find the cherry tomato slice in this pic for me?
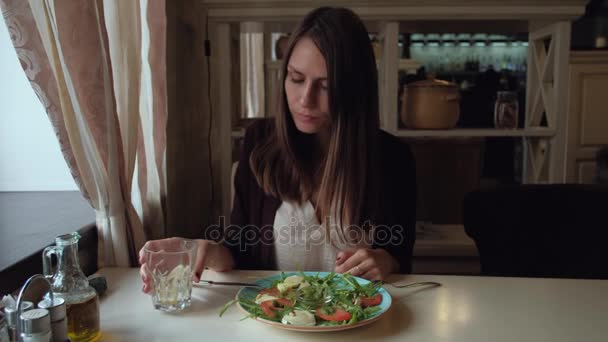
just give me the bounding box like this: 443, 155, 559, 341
258, 287, 280, 297
360, 294, 382, 308
315, 307, 352, 322
260, 298, 294, 318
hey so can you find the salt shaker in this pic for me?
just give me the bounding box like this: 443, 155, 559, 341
4, 301, 34, 342
20, 308, 52, 342
37, 298, 68, 342
0, 312, 10, 342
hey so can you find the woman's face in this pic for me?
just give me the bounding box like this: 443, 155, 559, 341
284, 37, 330, 134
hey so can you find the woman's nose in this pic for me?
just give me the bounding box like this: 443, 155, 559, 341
299, 82, 316, 108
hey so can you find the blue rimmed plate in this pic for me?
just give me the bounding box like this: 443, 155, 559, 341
235, 272, 392, 332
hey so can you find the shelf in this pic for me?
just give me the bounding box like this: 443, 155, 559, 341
232, 129, 246, 138
434, 70, 526, 77
269, 59, 423, 72
265, 60, 281, 71
414, 224, 478, 257
375, 58, 422, 72
393, 127, 555, 138
233, 127, 556, 138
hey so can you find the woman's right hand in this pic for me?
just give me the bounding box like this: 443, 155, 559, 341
138, 238, 234, 294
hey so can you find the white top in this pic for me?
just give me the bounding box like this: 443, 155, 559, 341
273, 201, 373, 272
98, 268, 608, 342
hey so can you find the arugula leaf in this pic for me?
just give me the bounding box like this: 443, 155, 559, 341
218, 299, 237, 317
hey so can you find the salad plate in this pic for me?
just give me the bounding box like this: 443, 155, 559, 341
231, 272, 392, 332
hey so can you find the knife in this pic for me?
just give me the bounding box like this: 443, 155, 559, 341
195, 280, 261, 287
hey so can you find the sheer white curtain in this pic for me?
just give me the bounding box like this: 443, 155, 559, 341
1, 0, 168, 266
240, 22, 265, 118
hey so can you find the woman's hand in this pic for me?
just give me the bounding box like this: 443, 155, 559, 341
334, 248, 399, 281
138, 237, 234, 294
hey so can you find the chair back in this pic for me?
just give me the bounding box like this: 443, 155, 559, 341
464, 184, 608, 279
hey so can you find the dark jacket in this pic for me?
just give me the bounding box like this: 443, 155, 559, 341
224, 119, 416, 273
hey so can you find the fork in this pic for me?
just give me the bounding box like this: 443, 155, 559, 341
196, 280, 261, 287
373, 280, 441, 288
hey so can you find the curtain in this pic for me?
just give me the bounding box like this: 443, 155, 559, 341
240, 22, 265, 118
0, 0, 167, 266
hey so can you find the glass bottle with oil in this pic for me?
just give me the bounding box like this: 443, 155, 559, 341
43, 232, 100, 342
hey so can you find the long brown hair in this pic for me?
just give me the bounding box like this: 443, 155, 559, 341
250, 7, 380, 231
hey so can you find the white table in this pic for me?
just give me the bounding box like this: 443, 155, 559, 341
97, 268, 608, 342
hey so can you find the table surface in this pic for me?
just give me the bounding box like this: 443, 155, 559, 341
97, 268, 608, 342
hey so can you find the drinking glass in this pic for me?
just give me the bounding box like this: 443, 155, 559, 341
145, 238, 197, 312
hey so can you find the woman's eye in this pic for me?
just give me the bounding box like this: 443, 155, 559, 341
290, 77, 304, 84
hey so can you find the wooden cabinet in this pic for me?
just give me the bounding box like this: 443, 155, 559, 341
566, 51, 608, 183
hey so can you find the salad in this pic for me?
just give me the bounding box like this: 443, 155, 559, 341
220, 272, 385, 327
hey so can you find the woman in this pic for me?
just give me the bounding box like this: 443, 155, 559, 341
140, 7, 415, 292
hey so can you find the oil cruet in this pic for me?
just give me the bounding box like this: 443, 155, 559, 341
43, 233, 100, 342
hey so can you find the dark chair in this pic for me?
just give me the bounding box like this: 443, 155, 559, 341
464, 184, 608, 279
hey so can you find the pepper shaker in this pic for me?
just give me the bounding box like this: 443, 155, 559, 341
37, 298, 68, 342
4, 301, 34, 342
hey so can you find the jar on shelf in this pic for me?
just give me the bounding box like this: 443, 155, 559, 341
593, 5, 608, 48
494, 91, 519, 129
274, 34, 289, 60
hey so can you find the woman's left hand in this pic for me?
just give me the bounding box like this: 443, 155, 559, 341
334, 248, 398, 281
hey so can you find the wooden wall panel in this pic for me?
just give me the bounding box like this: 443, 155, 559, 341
165, 0, 217, 238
